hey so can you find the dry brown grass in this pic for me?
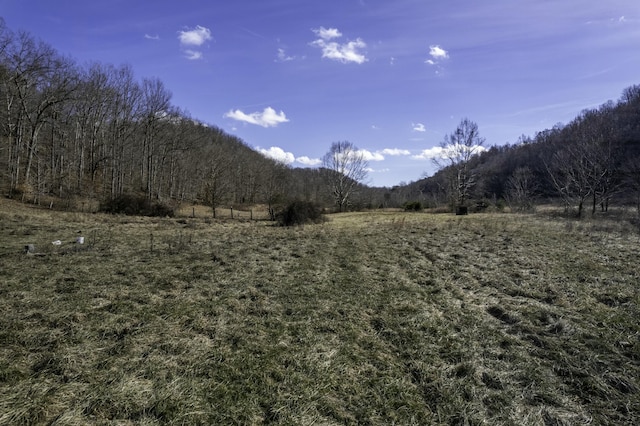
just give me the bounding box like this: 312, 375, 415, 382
0, 199, 638, 425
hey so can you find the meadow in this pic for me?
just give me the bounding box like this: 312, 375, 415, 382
0, 199, 638, 425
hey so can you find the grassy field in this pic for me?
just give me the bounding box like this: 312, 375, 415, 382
0, 199, 638, 425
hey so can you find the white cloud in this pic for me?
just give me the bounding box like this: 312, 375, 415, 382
258, 147, 295, 164
412, 122, 426, 132
144, 34, 159, 40
425, 45, 449, 70
178, 25, 212, 46
357, 149, 385, 161
296, 156, 322, 166
380, 148, 411, 156
224, 107, 289, 128
429, 45, 449, 60
412, 146, 445, 160
310, 27, 367, 64
177, 25, 212, 60
412, 144, 486, 160
425, 45, 449, 75
313, 27, 342, 40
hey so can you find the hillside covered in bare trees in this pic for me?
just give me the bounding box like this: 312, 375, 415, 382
404, 87, 640, 216
0, 20, 336, 212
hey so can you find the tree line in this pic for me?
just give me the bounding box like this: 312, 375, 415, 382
0, 20, 341, 212
410, 85, 640, 216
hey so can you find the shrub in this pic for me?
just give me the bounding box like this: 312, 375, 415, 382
403, 201, 423, 211
276, 200, 324, 226
99, 194, 175, 217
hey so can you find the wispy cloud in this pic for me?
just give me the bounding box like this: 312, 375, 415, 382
184, 50, 203, 60
144, 34, 160, 40
367, 167, 391, 175
275, 48, 295, 62
178, 25, 212, 60
412, 122, 426, 132
310, 27, 368, 64
224, 107, 289, 128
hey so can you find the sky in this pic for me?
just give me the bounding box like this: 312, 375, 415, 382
1, 0, 639, 187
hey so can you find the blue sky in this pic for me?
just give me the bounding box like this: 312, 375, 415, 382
2, 0, 638, 187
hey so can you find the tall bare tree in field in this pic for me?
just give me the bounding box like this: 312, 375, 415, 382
434, 118, 485, 211
322, 141, 369, 212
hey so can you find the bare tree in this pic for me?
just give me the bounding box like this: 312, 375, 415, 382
433, 118, 485, 211
545, 106, 622, 217
322, 141, 369, 212
199, 131, 233, 218
67, 62, 121, 196
544, 146, 591, 217
140, 77, 171, 199
622, 157, 640, 213
261, 161, 289, 220
505, 166, 537, 212
104, 64, 141, 198
1, 29, 78, 198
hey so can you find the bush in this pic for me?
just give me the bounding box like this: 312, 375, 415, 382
99, 194, 175, 217
403, 201, 423, 211
276, 200, 324, 226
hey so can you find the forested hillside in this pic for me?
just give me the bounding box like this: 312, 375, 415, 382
0, 20, 336, 211
412, 85, 640, 215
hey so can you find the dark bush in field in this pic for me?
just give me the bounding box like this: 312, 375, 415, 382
276, 200, 324, 226
403, 201, 423, 211
99, 194, 175, 217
